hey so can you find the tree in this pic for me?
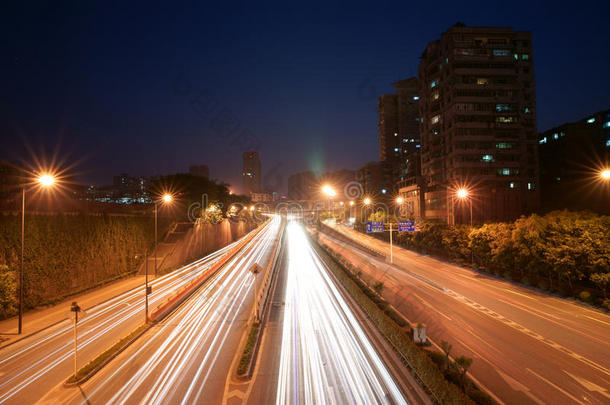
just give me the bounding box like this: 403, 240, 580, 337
0, 265, 17, 318
591, 273, 610, 299
440, 340, 452, 371
372, 281, 384, 296
454, 355, 473, 391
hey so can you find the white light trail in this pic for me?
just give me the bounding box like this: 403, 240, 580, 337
276, 222, 407, 405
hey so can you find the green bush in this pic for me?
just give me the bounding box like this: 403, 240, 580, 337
579, 291, 592, 302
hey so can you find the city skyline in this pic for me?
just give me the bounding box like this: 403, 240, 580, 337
2, 2, 610, 192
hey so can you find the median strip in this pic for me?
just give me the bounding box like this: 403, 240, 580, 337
64, 323, 151, 386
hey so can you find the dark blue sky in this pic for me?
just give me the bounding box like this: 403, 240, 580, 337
2, 1, 609, 193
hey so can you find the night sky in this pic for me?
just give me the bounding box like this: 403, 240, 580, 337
2, 1, 609, 193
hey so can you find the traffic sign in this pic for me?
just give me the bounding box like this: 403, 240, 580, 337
366, 221, 384, 233
398, 220, 415, 232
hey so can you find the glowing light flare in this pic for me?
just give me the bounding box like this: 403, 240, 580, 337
601, 169, 610, 180
37, 174, 56, 187
456, 188, 469, 199
162, 194, 173, 203
363, 197, 372, 205
395, 196, 404, 204
321, 185, 336, 197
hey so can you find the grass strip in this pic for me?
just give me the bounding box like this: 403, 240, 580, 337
237, 321, 260, 376
65, 323, 150, 385
310, 234, 477, 405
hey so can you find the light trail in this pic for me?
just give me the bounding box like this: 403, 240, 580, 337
0, 224, 264, 405
72, 215, 282, 404
276, 221, 407, 405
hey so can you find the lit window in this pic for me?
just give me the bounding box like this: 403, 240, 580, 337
496, 116, 516, 123
432, 91, 440, 100
514, 54, 519, 60
527, 182, 534, 190
394, 133, 398, 136
553, 133, 559, 140
560, 132, 565, 137
524, 107, 531, 114
509, 182, 515, 188
500, 168, 510, 176
430, 80, 438, 88
481, 155, 494, 162
493, 49, 510, 56
416, 144, 421, 148
413, 96, 419, 100
603, 121, 610, 128
496, 104, 512, 112
587, 117, 595, 123
477, 78, 488, 85
431, 115, 440, 124
496, 142, 514, 149
538, 137, 547, 144
381, 189, 387, 194
606, 140, 610, 147
445, 58, 449, 63
394, 147, 400, 152
522, 54, 529, 60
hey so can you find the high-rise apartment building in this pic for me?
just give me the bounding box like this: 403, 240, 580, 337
242, 151, 261, 195
378, 78, 420, 187
538, 109, 610, 213
418, 24, 539, 223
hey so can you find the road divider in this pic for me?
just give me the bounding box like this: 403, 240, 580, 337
237, 217, 285, 379
149, 218, 271, 323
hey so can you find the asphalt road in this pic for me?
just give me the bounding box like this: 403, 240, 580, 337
38, 215, 282, 405
320, 222, 610, 405
273, 222, 407, 405
0, 228, 250, 405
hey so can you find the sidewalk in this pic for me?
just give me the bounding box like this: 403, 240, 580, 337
0, 275, 146, 348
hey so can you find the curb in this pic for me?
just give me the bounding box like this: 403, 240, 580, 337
0, 317, 69, 351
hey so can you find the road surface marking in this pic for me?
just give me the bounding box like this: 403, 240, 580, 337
584, 315, 610, 327
564, 370, 610, 400
500, 288, 537, 300
526, 368, 586, 405
496, 369, 545, 405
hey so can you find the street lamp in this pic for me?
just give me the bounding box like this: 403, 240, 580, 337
154, 193, 173, 277
455, 188, 472, 226
321, 185, 336, 218
18, 172, 57, 334
601, 169, 610, 180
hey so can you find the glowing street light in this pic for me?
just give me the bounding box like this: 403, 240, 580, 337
363, 197, 372, 205
349, 201, 355, 206
154, 193, 174, 277
601, 169, 610, 180
453, 188, 472, 226
395, 196, 404, 204
249, 205, 255, 211
19, 171, 58, 334
37, 173, 56, 187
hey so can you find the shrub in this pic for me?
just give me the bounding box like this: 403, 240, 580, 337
579, 291, 592, 302
537, 280, 549, 291
521, 276, 531, 286
467, 389, 495, 405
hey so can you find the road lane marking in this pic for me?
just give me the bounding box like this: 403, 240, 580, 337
584, 315, 610, 327
564, 370, 610, 400
526, 368, 586, 405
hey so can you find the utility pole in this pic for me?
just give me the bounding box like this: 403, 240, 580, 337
70, 302, 81, 378
389, 222, 393, 264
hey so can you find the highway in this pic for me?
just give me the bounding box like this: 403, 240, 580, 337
275, 221, 407, 405
320, 222, 610, 405
39, 215, 282, 405
0, 223, 259, 405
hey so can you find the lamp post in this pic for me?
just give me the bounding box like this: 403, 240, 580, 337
19, 173, 57, 334
321, 185, 336, 219
456, 188, 472, 227
250, 263, 262, 322
70, 301, 81, 378
601, 169, 610, 180
154, 194, 173, 277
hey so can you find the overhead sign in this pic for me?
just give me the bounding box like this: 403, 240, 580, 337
398, 220, 415, 232
366, 221, 384, 233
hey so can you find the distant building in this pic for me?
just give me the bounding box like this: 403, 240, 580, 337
189, 165, 209, 179
251, 192, 273, 203
538, 109, 610, 213
378, 78, 420, 188
418, 24, 539, 223
356, 162, 393, 197
288, 171, 317, 200
242, 151, 261, 195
